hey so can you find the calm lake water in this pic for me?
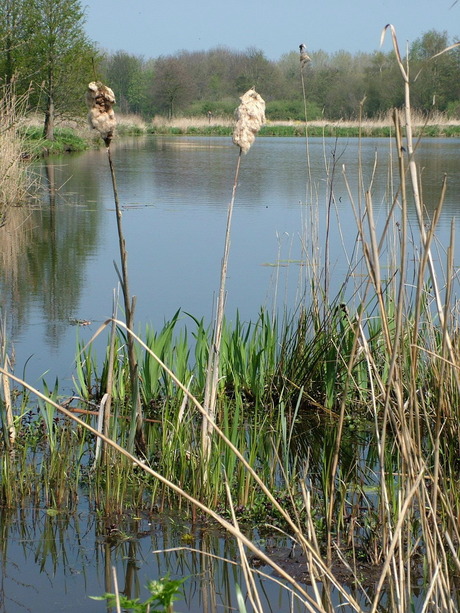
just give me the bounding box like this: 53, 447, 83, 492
1, 135, 460, 612
2, 135, 460, 389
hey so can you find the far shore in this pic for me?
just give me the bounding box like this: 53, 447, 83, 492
23, 111, 460, 157
120, 112, 460, 138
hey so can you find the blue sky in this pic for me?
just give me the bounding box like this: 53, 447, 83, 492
83, 0, 459, 60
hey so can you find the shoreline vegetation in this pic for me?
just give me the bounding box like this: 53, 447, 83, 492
19, 109, 460, 158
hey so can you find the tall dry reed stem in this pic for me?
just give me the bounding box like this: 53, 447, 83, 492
381, 25, 460, 377
201, 150, 242, 466
202, 90, 265, 468
349, 25, 460, 608
86, 81, 144, 454
0, 313, 15, 446
107, 146, 144, 454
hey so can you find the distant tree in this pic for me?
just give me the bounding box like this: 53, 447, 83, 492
363, 51, 403, 116
234, 47, 277, 96
410, 30, 460, 112
151, 56, 196, 117
0, 0, 29, 84
102, 51, 144, 113
23, 0, 97, 140
204, 47, 241, 98
57, 28, 460, 123
127, 65, 153, 116
276, 51, 304, 99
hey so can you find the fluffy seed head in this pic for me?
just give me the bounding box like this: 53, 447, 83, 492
232, 88, 266, 154
299, 43, 311, 69
86, 81, 116, 147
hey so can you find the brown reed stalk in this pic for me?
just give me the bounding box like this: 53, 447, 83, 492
0, 314, 15, 446
107, 146, 144, 454
201, 89, 265, 468
102, 289, 119, 462
85, 82, 144, 455
225, 478, 264, 613
373, 27, 460, 607
381, 26, 460, 381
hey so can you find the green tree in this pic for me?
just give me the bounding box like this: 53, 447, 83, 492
0, 0, 29, 84
410, 30, 460, 112
103, 51, 143, 113
151, 55, 196, 117
362, 51, 403, 116
23, 0, 97, 140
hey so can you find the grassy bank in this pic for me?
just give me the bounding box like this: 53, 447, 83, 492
145, 111, 460, 138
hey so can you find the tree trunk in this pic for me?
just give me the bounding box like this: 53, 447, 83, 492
44, 67, 55, 141
44, 96, 55, 141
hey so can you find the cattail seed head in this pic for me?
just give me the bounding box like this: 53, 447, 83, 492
299, 43, 311, 70
86, 81, 116, 147
232, 88, 266, 154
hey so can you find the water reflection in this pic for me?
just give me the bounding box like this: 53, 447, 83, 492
0, 158, 102, 355
1, 501, 441, 612
0, 505, 321, 612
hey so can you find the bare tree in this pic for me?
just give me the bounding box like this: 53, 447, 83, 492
151, 55, 195, 117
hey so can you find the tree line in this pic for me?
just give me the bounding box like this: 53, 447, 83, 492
0, 0, 459, 140
101, 31, 460, 121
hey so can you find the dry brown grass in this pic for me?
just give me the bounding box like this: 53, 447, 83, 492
151, 114, 233, 129
271, 109, 460, 129
0, 85, 31, 217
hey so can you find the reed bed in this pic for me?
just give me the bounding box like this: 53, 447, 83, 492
0, 82, 32, 218
3, 27, 460, 612
148, 109, 460, 138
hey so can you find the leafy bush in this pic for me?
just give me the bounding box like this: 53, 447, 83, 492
265, 99, 322, 121
185, 99, 236, 118
92, 575, 185, 612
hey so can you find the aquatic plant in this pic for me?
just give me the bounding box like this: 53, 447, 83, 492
86, 79, 145, 455
0, 312, 15, 446
92, 573, 185, 612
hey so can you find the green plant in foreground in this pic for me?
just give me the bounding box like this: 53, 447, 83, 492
91, 574, 185, 612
